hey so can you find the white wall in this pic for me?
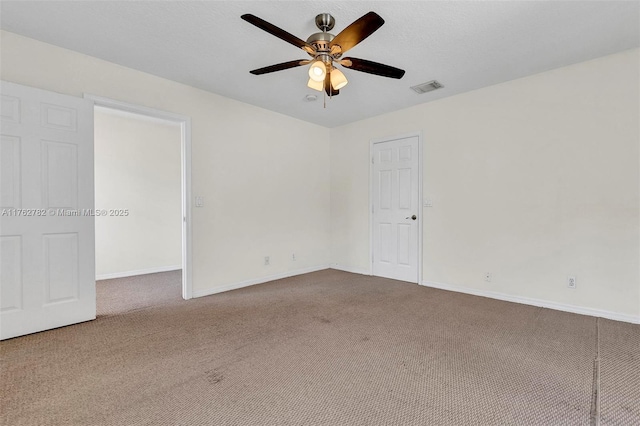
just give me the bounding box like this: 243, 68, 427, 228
94, 109, 182, 279
2, 31, 637, 321
330, 49, 640, 320
0, 31, 331, 295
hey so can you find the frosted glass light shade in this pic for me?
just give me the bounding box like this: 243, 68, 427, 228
307, 78, 323, 92
331, 68, 348, 90
308, 60, 326, 82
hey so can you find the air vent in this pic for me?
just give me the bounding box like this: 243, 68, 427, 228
410, 80, 443, 94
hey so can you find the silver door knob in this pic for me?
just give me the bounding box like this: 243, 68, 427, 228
406, 215, 417, 220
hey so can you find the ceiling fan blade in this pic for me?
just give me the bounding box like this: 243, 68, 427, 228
340, 57, 405, 79
324, 72, 339, 97
241, 14, 315, 54
329, 12, 385, 55
250, 60, 310, 75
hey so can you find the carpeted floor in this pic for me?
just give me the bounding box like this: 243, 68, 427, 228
1, 269, 638, 425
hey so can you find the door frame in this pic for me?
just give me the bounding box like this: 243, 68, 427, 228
369, 131, 423, 284
84, 94, 193, 299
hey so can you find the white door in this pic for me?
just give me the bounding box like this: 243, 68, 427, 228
372, 135, 420, 283
1, 81, 95, 340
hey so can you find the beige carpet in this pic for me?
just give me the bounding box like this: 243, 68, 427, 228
1, 269, 638, 425
599, 318, 640, 425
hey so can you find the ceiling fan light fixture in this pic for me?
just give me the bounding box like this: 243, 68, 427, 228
331, 68, 348, 90
243, 12, 406, 100
308, 60, 326, 82
307, 78, 324, 92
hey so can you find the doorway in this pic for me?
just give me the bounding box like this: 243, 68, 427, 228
370, 133, 422, 283
86, 95, 192, 300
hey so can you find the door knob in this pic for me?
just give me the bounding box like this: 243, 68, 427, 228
406, 215, 417, 220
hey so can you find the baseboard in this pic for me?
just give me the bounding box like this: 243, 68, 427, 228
96, 265, 181, 281
421, 280, 640, 325
192, 265, 330, 298
330, 264, 371, 276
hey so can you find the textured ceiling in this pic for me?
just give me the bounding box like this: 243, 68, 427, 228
1, 1, 638, 128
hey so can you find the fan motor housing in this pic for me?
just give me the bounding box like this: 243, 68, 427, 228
307, 31, 334, 51
307, 33, 334, 61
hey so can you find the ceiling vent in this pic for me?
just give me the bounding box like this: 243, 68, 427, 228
410, 80, 443, 94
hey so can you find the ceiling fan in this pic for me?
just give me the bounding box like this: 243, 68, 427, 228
241, 11, 405, 97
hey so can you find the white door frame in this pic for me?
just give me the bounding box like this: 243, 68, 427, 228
84, 94, 193, 299
369, 131, 423, 284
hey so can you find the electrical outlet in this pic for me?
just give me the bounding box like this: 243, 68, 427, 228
292, 253, 296, 261
264, 256, 270, 266
568, 276, 576, 289
484, 272, 492, 282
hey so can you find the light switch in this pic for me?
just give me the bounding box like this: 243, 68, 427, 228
423, 198, 433, 207
195, 196, 204, 207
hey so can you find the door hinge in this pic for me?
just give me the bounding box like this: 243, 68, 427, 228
371, 205, 374, 213
371, 156, 374, 164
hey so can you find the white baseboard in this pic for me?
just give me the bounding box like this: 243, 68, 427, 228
96, 265, 181, 281
192, 265, 330, 298
330, 264, 371, 276
422, 280, 640, 325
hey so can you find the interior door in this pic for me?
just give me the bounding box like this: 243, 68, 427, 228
1, 81, 95, 340
372, 135, 420, 283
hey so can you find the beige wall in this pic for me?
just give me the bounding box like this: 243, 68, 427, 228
330, 49, 640, 318
94, 109, 182, 278
0, 31, 331, 294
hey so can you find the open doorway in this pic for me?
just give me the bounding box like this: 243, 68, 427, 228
86, 95, 192, 309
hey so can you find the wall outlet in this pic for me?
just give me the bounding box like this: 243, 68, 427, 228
292, 253, 296, 261
568, 276, 576, 289
484, 272, 492, 282
264, 256, 270, 266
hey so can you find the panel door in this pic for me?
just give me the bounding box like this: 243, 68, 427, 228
372, 136, 419, 283
1, 81, 95, 340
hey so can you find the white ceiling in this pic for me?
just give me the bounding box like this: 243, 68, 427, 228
1, 1, 638, 128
